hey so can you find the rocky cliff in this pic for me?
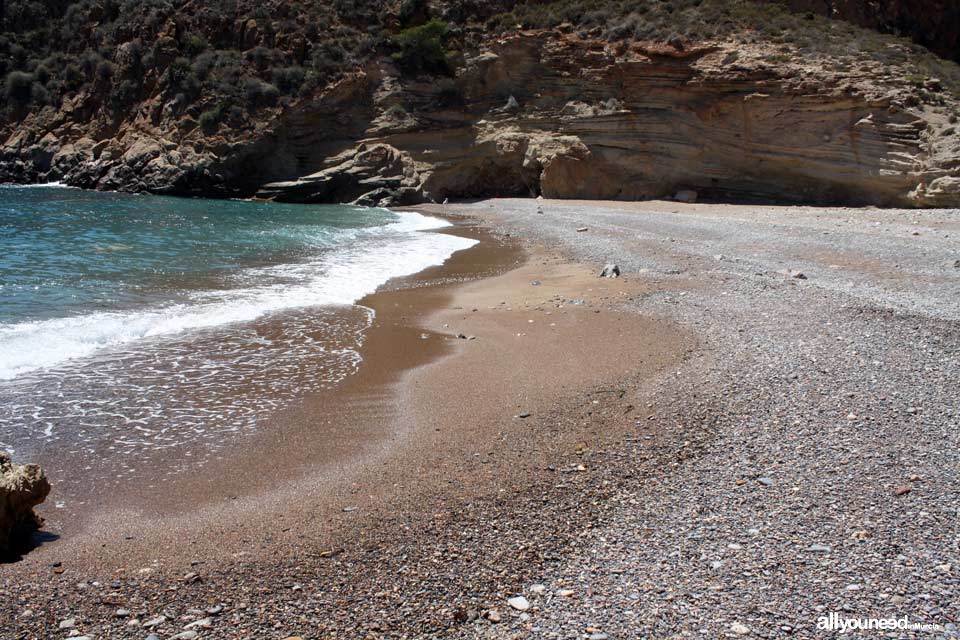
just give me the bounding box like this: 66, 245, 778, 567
3, 2, 960, 207
252, 31, 960, 207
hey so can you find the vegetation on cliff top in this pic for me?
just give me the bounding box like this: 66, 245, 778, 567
1, 0, 958, 137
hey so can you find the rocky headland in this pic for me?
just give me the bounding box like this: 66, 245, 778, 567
2, 1, 960, 207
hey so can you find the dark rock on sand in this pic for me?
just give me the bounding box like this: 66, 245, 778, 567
600, 264, 621, 278
0, 452, 51, 560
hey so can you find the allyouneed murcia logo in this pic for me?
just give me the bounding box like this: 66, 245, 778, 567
817, 612, 944, 634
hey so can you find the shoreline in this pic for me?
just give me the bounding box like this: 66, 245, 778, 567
1, 202, 693, 637
9, 219, 523, 556
4, 207, 688, 571
4, 197, 956, 639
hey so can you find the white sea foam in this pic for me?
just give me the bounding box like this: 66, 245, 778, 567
0, 181, 79, 189
0, 210, 475, 380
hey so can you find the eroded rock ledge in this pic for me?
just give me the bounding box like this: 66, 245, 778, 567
0, 451, 51, 561
4, 30, 960, 207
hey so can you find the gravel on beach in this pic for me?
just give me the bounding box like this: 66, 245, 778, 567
444, 199, 959, 640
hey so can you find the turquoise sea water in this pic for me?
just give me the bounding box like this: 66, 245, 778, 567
0, 185, 475, 490
0, 185, 396, 325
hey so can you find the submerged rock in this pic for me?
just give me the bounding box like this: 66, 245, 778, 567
0, 451, 51, 560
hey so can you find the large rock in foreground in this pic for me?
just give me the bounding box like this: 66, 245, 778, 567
0, 451, 51, 560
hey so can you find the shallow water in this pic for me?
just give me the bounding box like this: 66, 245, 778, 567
0, 186, 475, 499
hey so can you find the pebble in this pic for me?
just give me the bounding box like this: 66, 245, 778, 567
114, 608, 130, 617
168, 632, 199, 640
143, 615, 166, 628
184, 617, 212, 629
530, 584, 546, 594
517, 411, 531, 418
730, 621, 750, 635
807, 543, 832, 553
757, 477, 773, 486
507, 596, 531, 611
58, 618, 76, 630
487, 609, 502, 623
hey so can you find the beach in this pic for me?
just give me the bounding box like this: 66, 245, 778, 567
3, 199, 958, 639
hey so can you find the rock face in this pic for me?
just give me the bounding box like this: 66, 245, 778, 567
247, 32, 960, 207
3, 30, 960, 208
0, 451, 51, 560
256, 142, 424, 207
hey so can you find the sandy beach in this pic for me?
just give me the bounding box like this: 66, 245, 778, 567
3, 199, 958, 639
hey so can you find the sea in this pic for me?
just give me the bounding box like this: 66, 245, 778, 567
0, 185, 475, 494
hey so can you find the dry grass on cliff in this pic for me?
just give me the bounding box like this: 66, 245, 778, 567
488, 0, 960, 96
2, 0, 959, 138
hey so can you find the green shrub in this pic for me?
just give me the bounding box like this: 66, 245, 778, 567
96, 60, 115, 84
392, 18, 452, 76
166, 57, 199, 99
4, 71, 33, 105
198, 103, 224, 133
183, 32, 207, 56
242, 77, 279, 108
271, 66, 305, 95
64, 64, 84, 92
399, 0, 430, 27
29, 81, 49, 105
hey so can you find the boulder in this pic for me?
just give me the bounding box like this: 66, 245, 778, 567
0, 451, 51, 560
257, 143, 423, 204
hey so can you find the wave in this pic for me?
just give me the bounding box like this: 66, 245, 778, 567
0, 181, 79, 189
0, 210, 475, 380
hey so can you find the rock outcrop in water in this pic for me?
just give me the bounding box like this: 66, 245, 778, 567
0, 451, 51, 560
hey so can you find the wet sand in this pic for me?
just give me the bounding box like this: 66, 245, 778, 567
3, 214, 688, 584
0, 208, 691, 637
